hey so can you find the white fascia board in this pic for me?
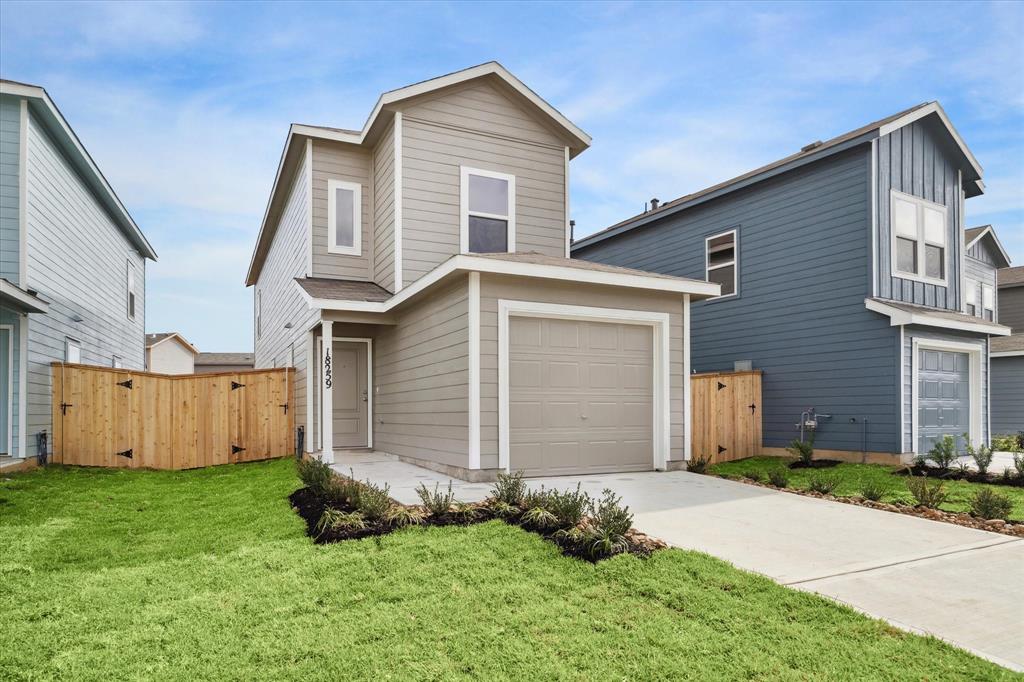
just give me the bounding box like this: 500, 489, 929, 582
965, 226, 1012, 268
864, 298, 1011, 336
300, 256, 720, 313
878, 102, 983, 180
991, 350, 1024, 358
146, 333, 198, 355
0, 279, 49, 313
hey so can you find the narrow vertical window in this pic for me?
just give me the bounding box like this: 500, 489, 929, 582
327, 179, 362, 255
65, 338, 81, 364
965, 279, 978, 316
705, 229, 737, 297
126, 260, 136, 320
890, 190, 947, 285
461, 167, 515, 253
982, 284, 995, 321
256, 290, 262, 340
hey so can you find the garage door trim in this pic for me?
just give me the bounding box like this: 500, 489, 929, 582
910, 337, 982, 454
497, 299, 671, 472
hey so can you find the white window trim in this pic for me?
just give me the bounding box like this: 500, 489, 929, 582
326, 179, 362, 256
963, 279, 978, 316
126, 260, 136, 321
496, 299, 671, 472
705, 229, 738, 300
65, 337, 81, 364
981, 283, 995, 317
0, 324, 13, 458
910, 337, 982, 455
315, 332, 373, 455
256, 290, 262, 340
460, 166, 516, 254
889, 189, 948, 287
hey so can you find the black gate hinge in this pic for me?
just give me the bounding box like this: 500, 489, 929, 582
231, 381, 245, 390
749, 403, 757, 414
717, 381, 727, 391
232, 445, 246, 455
717, 445, 727, 454
116, 449, 133, 459
117, 379, 133, 389
280, 403, 289, 414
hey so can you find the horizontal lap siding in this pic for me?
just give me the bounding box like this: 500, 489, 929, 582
23, 109, 146, 458
876, 120, 962, 310
374, 277, 469, 466
373, 120, 395, 290
964, 256, 998, 321
399, 80, 566, 288
991, 356, 1024, 435
902, 327, 989, 451
255, 145, 315, 445
0, 96, 19, 282
998, 288, 1024, 334
311, 140, 372, 280
478, 275, 684, 470
577, 147, 903, 453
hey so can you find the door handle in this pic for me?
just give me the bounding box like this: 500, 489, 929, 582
361, 390, 368, 403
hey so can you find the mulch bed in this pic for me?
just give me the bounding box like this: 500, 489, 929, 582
725, 476, 1024, 538
289, 486, 666, 562
788, 460, 842, 470
894, 465, 1024, 488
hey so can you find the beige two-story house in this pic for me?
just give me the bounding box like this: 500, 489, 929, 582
246, 63, 717, 480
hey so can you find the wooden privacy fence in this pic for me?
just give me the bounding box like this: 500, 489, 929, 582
690, 370, 762, 464
52, 363, 294, 470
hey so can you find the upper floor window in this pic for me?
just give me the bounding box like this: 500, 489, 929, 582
705, 229, 737, 298
982, 284, 995, 321
328, 179, 362, 256
126, 260, 137, 320
965, 279, 978, 316
460, 167, 515, 254
891, 190, 947, 285
256, 290, 262, 340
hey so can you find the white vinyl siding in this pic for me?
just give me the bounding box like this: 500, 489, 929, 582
310, 140, 372, 280
372, 119, 396, 291
327, 179, 361, 256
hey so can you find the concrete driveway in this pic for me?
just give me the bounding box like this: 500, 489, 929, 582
334, 451, 1024, 671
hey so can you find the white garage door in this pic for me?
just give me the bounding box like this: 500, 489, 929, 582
508, 316, 654, 476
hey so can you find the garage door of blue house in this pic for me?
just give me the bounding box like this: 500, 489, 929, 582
917, 349, 970, 454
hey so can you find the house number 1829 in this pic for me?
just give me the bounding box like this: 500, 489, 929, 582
324, 348, 332, 388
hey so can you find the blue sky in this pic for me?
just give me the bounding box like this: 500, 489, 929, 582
1, 0, 1022, 350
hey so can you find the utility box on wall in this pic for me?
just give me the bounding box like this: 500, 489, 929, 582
691, 370, 763, 463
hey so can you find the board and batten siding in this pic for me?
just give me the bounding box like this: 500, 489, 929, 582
477, 274, 685, 470
576, 147, 906, 453
875, 119, 963, 310
373, 277, 469, 467
964, 255, 998, 322
397, 80, 567, 288
901, 327, 989, 451
372, 119, 396, 291
23, 108, 146, 458
0, 96, 20, 283
310, 139, 373, 281
255, 143, 316, 445
991, 356, 1024, 435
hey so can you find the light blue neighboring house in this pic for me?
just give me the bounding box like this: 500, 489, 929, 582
0, 80, 157, 464
573, 102, 1012, 462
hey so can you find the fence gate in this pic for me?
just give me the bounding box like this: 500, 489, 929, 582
690, 370, 762, 464
53, 364, 293, 469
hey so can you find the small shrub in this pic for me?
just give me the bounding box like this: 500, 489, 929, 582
521, 505, 558, 530
450, 501, 479, 523
324, 473, 362, 508
416, 482, 455, 517
491, 470, 527, 506
963, 434, 994, 476
741, 469, 763, 482
297, 457, 334, 495
586, 526, 630, 560
585, 489, 634, 560
969, 488, 1013, 520
385, 505, 425, 528
686, 455, 710, 474
356, 481, 392, 522
860, 483, 885, 502
1015, 452, 1024, 479
787, 438, 814, 465
552, 525, 586, 546
315, 509, 366, 536
521, 487, 551, 511
906, 475, 949, 509
808, 474, 839, 495
992, 433, 1022, 453
767, 469, 789, 488
488, 500, 520, 518
921, 435, 958, 471
546, 484, 590, 528
1002, 467, 1014, 484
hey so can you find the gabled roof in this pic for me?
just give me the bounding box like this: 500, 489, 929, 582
573, 101, 983, 251
964, 225, 1011, 268
0, 80, 157, 261
195, 352, 254, 366
145, 332, 198, 354
295, 277, 391, 302
246, 62, 590, 286
999, 266, 1024, 289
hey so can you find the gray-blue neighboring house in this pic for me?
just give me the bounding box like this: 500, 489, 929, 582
0, 80, 157, 465
991, 265, 1023, 436
573, 102, 1012, 461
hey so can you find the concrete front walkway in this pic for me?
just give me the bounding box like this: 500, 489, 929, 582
333, 451, 1024, 671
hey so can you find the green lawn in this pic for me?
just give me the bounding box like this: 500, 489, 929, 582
0, 460, 1013, 680
709, 456, 1024, 521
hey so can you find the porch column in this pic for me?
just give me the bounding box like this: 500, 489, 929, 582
320, 320, 334, 463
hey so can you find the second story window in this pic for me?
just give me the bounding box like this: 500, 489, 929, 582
965, 279, 978, 316
461, 167, 515, 254
126, 260, 136, 320
256, 290, 262, 340
328, 180, 362, 256
891, 190, 947, 286
705, 229, 737, 298
982, 284, 995, 321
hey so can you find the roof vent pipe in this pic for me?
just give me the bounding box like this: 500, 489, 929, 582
650, 197, 660, 210
801, 140, 823, 152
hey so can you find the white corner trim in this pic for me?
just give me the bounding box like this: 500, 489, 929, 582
18, 317, 27, 458
682, 294, 692, 461
305, 329, 315, 454
326, 179, 363, 256
496, 299, 672, 472
864, 298, 1011, 336
957, 170, 965, 310
563, 146, 570, 258
870, 138, 878, 298
467, 272, 481, 469
319, 320, 334, 463
986, 336, 991, 445
459, 166, 516, 254
910, 336, 983, 455
18, 99, 28, 288
305, 139, 313, 277
0, 324, 13, 458
899, 325, 906, 452
393, 112, 403, 292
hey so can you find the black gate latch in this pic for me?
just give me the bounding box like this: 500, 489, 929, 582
60, 402, 73, 415
232, 445, 246, 455
117, 379, 133, 389
231, 381, 245, 390
280, 403, 289, 414
749, 403, 757, 414
116, 449, 133, 459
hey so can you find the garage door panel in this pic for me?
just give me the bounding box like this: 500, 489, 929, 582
510, 317, 654, 476
510, 318, 542, 347
917, 348, 970, 454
